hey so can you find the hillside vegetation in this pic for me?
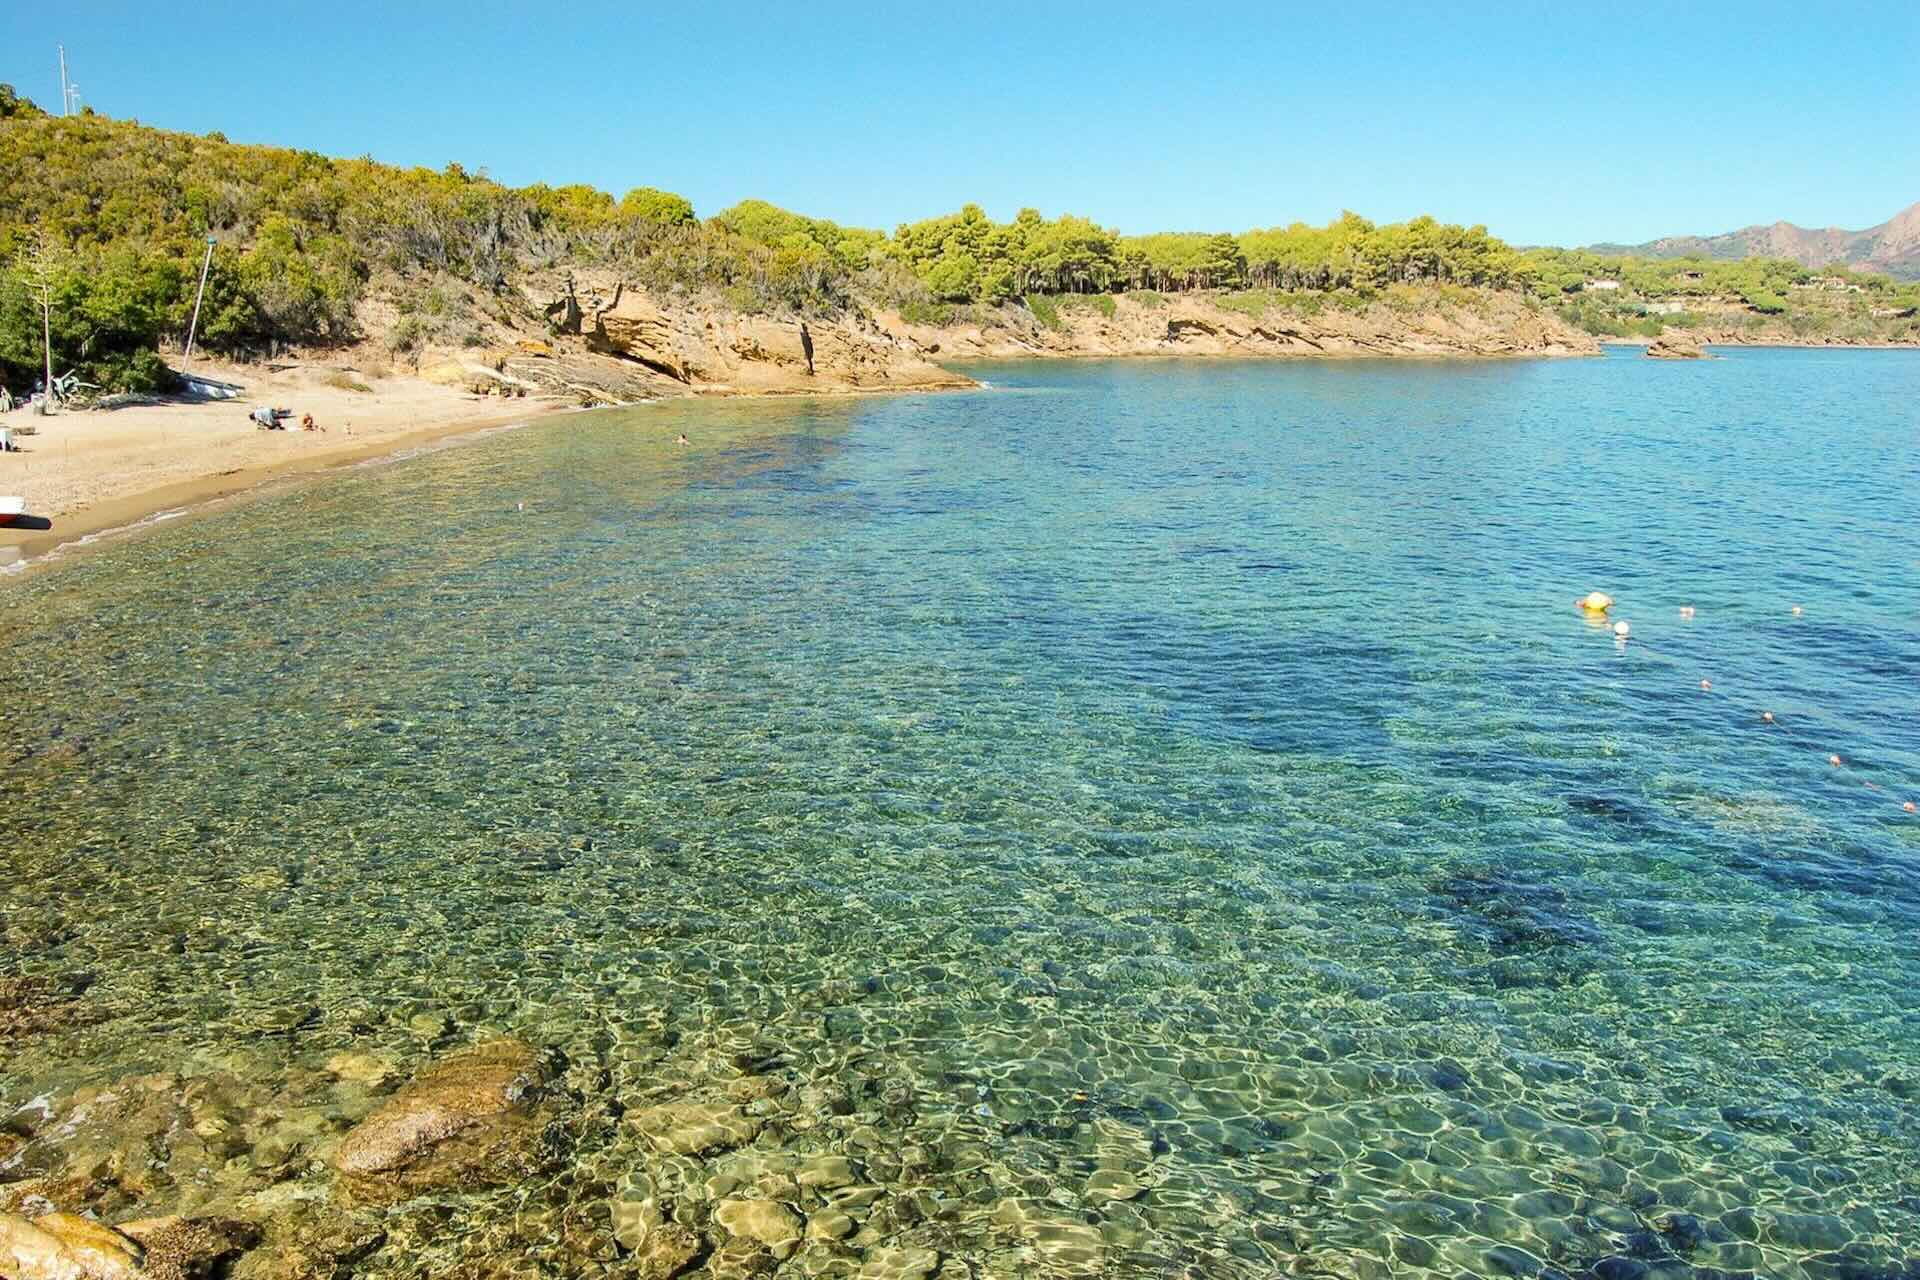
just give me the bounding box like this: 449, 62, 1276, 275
3, 92, 1917, 393
1525, 248, 1920, 342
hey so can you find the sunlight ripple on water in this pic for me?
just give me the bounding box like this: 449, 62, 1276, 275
2, 349, 1917, 1278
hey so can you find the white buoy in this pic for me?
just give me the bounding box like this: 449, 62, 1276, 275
1792, 605, 1804, 616
1613, 620, 1631, 638
1679, 605, 1695, 619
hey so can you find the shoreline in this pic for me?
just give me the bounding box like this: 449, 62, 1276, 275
0, 376, 982, 580
9, 337, 1914, 580
1598, 336, 1920, 350
0, 402, 581, 578
943, 346, 1603, 363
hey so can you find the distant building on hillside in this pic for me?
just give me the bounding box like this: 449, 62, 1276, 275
1584, 279, 1621, 291
1871, 305, 1916, 318
1641, 300, 1687, 315
1676, 269, 1705, 282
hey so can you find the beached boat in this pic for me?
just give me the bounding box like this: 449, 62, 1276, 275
0, 497, 25, 525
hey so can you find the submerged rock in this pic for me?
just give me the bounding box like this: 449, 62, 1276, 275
628, 1099, 763, 1156
795, 1155, 858, 1191
860, 1245, 942, 1280
322, 1050, 397, 1087
118, 1215, 261, 1280
0, 974, 101, 1042
991, 1198, 1106, 1275
714, 1198, 804, 1257
0, 1072, 272, 1220
1085, 1168, 1145, 1202
0, 1211, 142, 1280
229, 1209, 385, 1280
331, 1037, 563, 1200
806, 1208, 855, 1241
628, 1221, 706, 1279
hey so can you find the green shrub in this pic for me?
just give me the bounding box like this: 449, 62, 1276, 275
1214, 290, 1272, 318
1023, 293, 1063, 331
898, 299, 954, 327
618, 186, 696, 225
1062, 293, 1116, 319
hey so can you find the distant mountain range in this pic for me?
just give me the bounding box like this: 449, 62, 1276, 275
1587, 202, 1920, 280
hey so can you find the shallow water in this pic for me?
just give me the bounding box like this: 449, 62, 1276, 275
3, 348, 1918, 1278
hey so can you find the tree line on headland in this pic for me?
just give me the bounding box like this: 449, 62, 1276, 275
3, 86, 1916, 392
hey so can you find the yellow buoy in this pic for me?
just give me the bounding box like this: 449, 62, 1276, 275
1578, 591, 1614, 614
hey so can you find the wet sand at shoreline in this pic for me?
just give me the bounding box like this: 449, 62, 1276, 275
0, 360, 579, 569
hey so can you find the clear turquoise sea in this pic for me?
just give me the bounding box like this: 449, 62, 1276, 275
3, 348, 1917, 1278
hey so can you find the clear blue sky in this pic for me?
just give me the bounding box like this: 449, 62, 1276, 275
8, 1, 1916, 246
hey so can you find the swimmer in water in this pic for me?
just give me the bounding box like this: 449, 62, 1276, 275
676, 433, 689, 445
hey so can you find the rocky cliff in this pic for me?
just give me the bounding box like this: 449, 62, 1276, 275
409, 279, 1601, 409
877, 290, 1599, 362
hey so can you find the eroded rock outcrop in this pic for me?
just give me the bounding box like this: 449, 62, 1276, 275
521, 273, 975, 397
331, 1038, 565, 1201
879, 287, 1601, 361
1646, 337, 1710, 359
586, 286, 700, 382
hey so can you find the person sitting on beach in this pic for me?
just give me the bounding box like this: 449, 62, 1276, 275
301, 413, 321, 432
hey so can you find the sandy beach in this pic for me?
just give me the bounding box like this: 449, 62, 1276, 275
0, 359, 576, 567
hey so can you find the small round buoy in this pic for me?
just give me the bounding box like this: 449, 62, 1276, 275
1700, 679, 1712, 691
516, 501, 525, 512
1762, 711, 1774, 723
1792, 605, 1803, 616
1613, 620, 1631, 638
1905, 801, 1917, 814
1679, 605, 1695, 619
1829, 754, 1843, 767
1579, 591, 1614, 614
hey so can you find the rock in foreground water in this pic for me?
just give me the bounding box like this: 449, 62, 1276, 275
0, 1211, 142, 1280
332, 1038, 562, 1200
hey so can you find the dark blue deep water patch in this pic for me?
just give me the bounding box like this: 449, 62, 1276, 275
2, 349, 1918, 1278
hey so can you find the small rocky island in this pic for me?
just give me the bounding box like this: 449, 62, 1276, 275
1645, 337, 1711, 359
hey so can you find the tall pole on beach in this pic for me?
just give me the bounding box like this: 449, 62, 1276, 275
58, 46, 69, 116
182, 236, 216, 374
